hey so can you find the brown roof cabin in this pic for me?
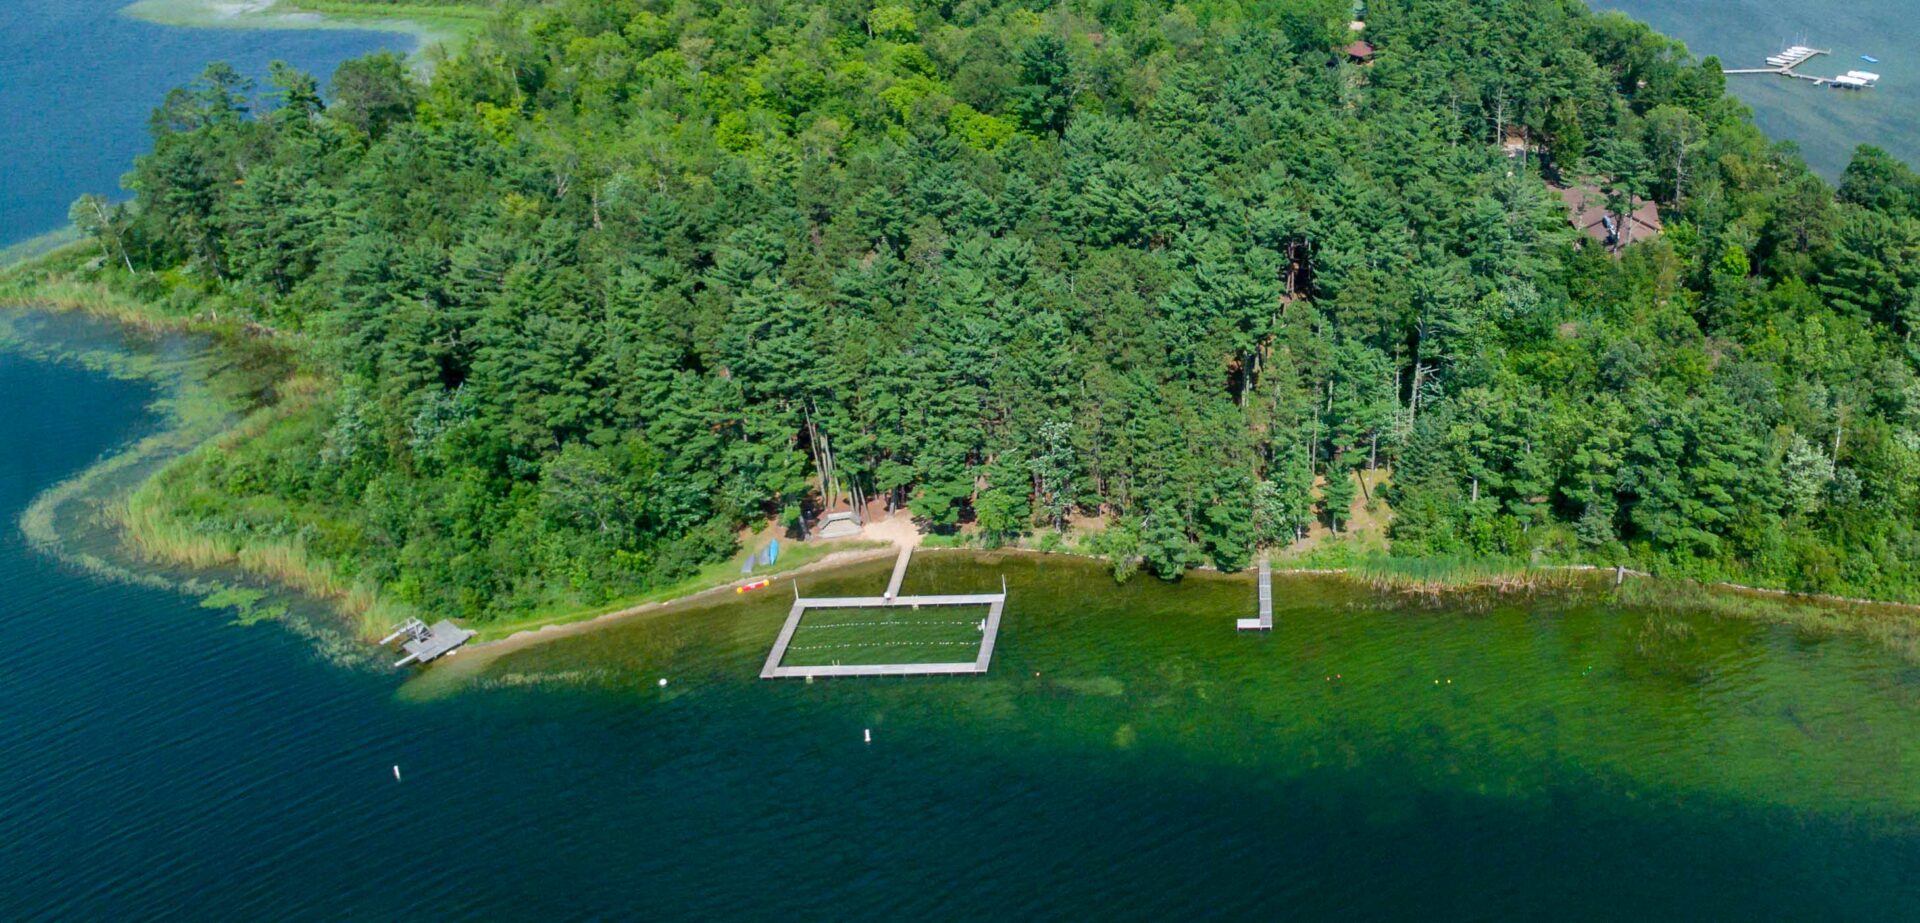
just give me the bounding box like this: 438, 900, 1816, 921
1557, 184, 1661, 255
1343, 40, 1376, 64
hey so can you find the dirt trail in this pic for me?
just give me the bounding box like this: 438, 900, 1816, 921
442, 513, 925, 672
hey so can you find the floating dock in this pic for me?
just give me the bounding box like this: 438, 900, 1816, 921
381, 618, 475, 667
1236, 558, 1274, 631
1723, 46, 1875, 89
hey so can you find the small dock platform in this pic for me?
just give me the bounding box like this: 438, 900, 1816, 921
1236, 558, 1274, 631
381, 618, 475, 667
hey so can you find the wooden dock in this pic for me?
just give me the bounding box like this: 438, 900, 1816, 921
1721, 47, 1869, 89
1236, 558, 1273, 631
884, 546, 912, 598
381, 618, 475, 667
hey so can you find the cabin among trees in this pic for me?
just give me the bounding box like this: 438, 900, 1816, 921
1343, 39, 1376, 64
1556, 184, 1662, 254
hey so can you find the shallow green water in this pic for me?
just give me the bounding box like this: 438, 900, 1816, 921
1597, 0, 1919, 177
782, 601, 992, 667
428, 550, 1920, 914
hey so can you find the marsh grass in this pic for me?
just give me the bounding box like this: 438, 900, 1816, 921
110, 370, 430, 639
1618, 578, 1920, 663
1346, 553, 1592, 598
118, 0, 493, 52
3, 260, 417, 643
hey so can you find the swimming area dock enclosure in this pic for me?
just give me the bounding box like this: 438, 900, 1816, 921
761, 546, 1008, 679
1236, 558, 1274, 631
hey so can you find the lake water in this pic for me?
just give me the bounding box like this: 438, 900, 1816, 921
1597, 0, 1919, 177
6, 341, 1920, 917
8, 3, 1920, 920
0, 0, 405, 248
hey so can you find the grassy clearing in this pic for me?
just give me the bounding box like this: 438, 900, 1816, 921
469, 538, 887, 642
781, 604, 989, 667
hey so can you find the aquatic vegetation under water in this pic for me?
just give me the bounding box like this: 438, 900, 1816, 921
440, 551, 1920, 830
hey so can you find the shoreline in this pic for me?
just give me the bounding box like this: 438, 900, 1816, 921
437, 545, 904, 672
5, 250, 913, 653
117, 0, 490, 57
11, 259, 1920, 667
434, 543, 1920, 670
10, 250, 1920, 673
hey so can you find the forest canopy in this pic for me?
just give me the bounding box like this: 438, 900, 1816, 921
61, 0, 1920, 619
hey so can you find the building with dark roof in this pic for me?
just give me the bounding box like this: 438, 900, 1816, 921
1557, 183, 1662, 254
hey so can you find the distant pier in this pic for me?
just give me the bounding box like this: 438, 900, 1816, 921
1723, 45, 1879, 89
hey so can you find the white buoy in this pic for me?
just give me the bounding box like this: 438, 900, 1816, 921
393, 765, 402, 782
657, 677, 668, 688
864, 728, 872, 744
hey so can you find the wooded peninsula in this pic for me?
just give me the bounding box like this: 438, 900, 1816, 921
20, 0, 1920, 628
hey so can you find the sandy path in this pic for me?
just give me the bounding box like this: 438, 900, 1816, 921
442, 514, 924, 671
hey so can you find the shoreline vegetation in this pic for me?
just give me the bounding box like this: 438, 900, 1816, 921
4, 246, 898, 647
118, 0, 492, 57
10, 0, 1920, 672
9, 250, 1920, 668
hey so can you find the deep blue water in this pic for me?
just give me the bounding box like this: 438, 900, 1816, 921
0, 1, 404, 247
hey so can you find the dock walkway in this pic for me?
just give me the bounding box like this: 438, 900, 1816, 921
1721, 47, 1868, 89
884, 546, 912, 598
1236, 558, 1273, 631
